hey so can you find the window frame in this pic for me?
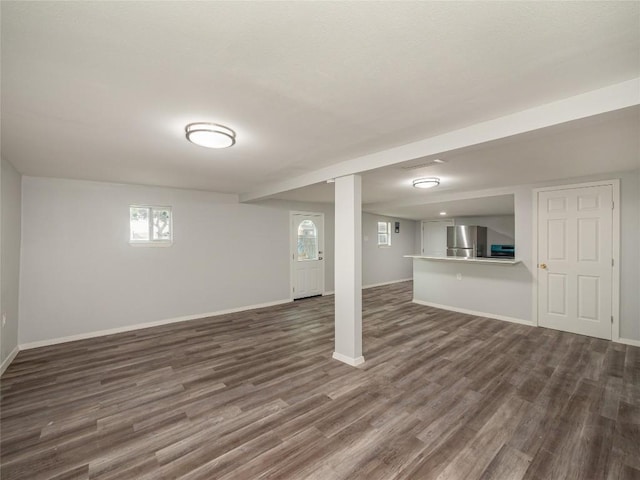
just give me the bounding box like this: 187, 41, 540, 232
377, 221, 392, 247
129, 205, 173, 247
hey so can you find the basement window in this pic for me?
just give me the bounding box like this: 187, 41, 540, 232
129, 205, 172, 246
377, 221, 392, 247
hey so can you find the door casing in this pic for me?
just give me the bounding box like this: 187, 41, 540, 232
532, 179, 620, 340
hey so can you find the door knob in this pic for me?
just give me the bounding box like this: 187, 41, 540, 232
540, 263, 547, 269
319, 257, 323, 260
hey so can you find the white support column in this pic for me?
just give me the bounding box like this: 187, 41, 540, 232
333, 174, 364, 367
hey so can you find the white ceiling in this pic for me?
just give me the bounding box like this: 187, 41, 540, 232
2, 2, 639, 210
383, 194, 516, 222
272, 106, 640, 218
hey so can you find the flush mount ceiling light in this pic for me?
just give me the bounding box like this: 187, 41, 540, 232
185, 123, 236, 149
412, 177, 440, 189
440, 211, 447, 216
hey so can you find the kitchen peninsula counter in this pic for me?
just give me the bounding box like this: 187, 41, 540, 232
404, 255, 520, 265
407, 254, 532, 325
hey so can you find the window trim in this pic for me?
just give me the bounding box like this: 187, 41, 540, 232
129, 205, 173, 246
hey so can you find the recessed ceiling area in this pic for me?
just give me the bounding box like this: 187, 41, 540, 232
1, 1, 639, 197
371, 195, 515, 221
365, 106, 640, 204
269, 105, 640, 218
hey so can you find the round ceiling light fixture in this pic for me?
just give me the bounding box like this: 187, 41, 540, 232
185, 123, 236, 149
412, 177, 440, 189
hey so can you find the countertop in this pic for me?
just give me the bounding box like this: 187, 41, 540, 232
404, 255, 521, 265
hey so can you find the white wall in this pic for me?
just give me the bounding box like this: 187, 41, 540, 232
1, 159, 22, 368
19, 177, 292, 344
413, 260, 533, 321
19, 178, 418, 345
257, 199, 336, 292
362, 213, 416, 286
260, 200, 418, 291
413, 188, 533, 322
413, 171, 640, 342
20, 171, 634, 346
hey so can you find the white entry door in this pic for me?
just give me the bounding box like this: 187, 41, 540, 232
537, 184, 614, 340
422, 220, 454, 256
291, 213, 324, 299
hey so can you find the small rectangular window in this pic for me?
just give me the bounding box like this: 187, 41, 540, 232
377, 221, 391, 247
130, 205, 172, 246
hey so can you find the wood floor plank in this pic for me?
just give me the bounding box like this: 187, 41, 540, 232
1, 281, 638, 479
434, 396, 530, 480
477, 444, 532, 480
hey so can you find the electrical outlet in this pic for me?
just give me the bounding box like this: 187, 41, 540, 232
2, 313, 6, 327
456, 273, 462, 280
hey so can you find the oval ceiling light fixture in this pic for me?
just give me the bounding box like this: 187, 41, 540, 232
185, 123, 236, 149
412, 177, 440, 189
439, 211, 447, 216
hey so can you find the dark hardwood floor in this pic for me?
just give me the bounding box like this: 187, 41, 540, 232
1, 281, 639, 480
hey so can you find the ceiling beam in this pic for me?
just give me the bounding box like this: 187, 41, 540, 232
239, 78, 640, 203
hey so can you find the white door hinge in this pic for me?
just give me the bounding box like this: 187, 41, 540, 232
611, 316, 614, 324
612, 258, 614, 267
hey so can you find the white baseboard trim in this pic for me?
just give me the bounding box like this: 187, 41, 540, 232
412, 299, 534, 327
332, 351, 365, 367
20, 298, 293, 350
0, 345, 20, 376
413, 300, 639, 345
615, 336, 640, 347
363, 278, 412, 289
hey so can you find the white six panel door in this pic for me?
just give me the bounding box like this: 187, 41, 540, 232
538, 185, 613, 340
292, 213, 324, 299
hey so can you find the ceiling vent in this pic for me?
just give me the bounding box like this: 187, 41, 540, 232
400, 158, 446, 170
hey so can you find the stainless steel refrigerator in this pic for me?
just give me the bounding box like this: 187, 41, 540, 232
446, 225, 487, 258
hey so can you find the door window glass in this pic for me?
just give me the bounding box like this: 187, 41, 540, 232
297, 220, 318, 261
